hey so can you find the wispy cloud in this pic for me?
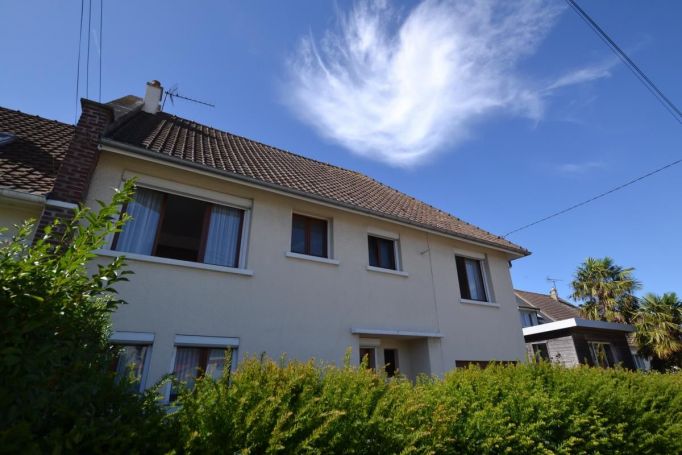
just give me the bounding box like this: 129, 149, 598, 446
556, 161, 605, 174
285, 0, 571, 167
544, 58, 618, 92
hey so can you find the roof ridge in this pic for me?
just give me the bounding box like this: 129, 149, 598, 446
514, 289, 579, 308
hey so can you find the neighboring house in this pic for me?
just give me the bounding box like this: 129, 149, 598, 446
515, 289, 641, 369
1, 81, 531, 398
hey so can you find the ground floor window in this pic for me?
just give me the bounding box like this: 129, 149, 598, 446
531, 343, 550, 361
359, 347, 376, 370
170, 347, 233, 401
588, 342, 615, 368
383, 349, 398, 377
112, 344, 150, 392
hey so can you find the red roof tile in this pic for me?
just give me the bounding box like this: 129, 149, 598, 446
0, 107, 74, 195
106, 111, 528, 255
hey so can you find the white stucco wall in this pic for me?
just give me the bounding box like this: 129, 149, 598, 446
0, 195, 42, 240
79, 149, 527, 385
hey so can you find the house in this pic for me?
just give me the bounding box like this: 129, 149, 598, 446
515, 289, 643, 369
1, 81, 531, 398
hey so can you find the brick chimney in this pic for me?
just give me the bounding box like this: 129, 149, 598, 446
34, 98, 114, 241
142, 80, 163, 114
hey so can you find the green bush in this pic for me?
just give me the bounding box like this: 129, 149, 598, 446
0, 180, 175, 454
173, 356, 682, 454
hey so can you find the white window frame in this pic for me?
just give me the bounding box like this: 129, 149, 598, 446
453, 249, 494, 305
519, 309, 539, 327
105, 173, 252, 272
288, 210, 335, 261
164, 335, 240, 403
366, 230, 403, 273
110, 331, 154, 392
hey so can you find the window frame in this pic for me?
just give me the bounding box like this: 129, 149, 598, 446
454, 253, 492, 303
519, 309, 539, 327
367, 234, 400, 271
531, 342, 550, 361
588, 341, 615, 368
290, 212, 330, 259
111, 184, 249, 269
109, 331, 154, 393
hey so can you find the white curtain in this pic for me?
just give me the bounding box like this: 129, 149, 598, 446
116, 188, 163, 255
203, 205, 243, 267
465, 259, 486, 301
171, 347, 201, 399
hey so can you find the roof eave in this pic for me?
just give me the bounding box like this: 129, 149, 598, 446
100, 138, 531, 258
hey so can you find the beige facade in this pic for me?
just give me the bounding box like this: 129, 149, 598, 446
1, 146, 528, 389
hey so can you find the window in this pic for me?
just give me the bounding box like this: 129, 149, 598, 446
113, 187, 245, 268
588, 342, 615, 368
383, 349, 398, 377
519, 310, 538, 327
359, 347, 376, 370
170, 347, 233, 401
111, 344, 150, 392
291, 214, 328, 258
531, 343, 549, 361
368, 235, 397, 270
455, 255, 488, 302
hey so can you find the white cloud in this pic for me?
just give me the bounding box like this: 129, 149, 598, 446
556, 161, 605, 174
284, 0, 567, 167
545, 58, 618, 92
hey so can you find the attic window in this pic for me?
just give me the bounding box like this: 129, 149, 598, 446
0, 132, 16, 146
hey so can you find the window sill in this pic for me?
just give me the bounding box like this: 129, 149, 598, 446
366, 265, 409, 277
285, 251, 340, 265
460, 299, 499, 308
95, 249, 254, 276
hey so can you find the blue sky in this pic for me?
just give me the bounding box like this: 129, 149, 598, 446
2, 1, 680, 301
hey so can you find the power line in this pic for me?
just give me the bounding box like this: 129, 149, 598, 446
504, 1, 682, 237
504, 158, 682, 237
99, 0, 103, 102
74, 0, 84, 122
565, 0, 682, 124
86, 0, 91, 99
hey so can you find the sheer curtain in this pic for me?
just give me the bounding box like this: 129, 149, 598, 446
171, 347, 201, 400
465, 259, 486, 301
203, 205, 243, 267
116, 188, 163, 255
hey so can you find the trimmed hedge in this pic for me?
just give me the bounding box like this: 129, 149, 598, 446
171, 356, 682, 454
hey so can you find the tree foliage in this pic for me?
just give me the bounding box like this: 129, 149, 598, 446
635, 292, 682, 371
571, 257, 640, 323
0, 180, 173, 454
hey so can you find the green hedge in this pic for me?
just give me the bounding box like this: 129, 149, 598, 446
172, 357, 682, 454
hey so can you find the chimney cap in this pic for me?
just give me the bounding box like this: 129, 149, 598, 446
147, 80, 162, 88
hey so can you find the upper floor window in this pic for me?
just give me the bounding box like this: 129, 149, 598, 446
455, 255, 488, 302
113, 187, 245, 268
368, 235, 397, 270
291, 213, 328, 258
519, 310, 539, 327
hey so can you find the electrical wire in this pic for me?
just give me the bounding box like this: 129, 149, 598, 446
503, 1, 682, 237
504, 158, 682, 237
74, 0, 84, 122
565, 0, 682, 124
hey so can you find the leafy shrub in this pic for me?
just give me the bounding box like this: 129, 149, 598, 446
174, 356, 682, 454
0, 180, 175, 454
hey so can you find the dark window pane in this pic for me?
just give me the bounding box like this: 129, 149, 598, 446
291, 214, 307, 254
384, 349, 397, 377
359, 347, 376, 370
456, 256, 487, 301
532, 343, 549, 361
309, 218, 327, 257
368, 236, 396, 270
155, 194, 208, 262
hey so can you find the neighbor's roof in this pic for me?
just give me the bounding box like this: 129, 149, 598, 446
522, 318, 634, 337
104, 109, 528, 255
515, 289, 580, 321
0, 107, 74, 195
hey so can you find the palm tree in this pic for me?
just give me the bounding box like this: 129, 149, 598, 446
634, 292, 682, 370
571, 257, 640, 323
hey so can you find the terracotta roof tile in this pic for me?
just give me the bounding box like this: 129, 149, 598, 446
0, 107, 74, 195
107, 111, 528, 254
515, 290, 580, 321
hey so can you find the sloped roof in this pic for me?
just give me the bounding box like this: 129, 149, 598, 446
515, 289, 580, 321
105, 110, 528, 255
0, 107, 74, 195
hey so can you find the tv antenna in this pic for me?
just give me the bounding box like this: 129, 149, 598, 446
162, 85, 215, 111
546, 277, 563, 289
